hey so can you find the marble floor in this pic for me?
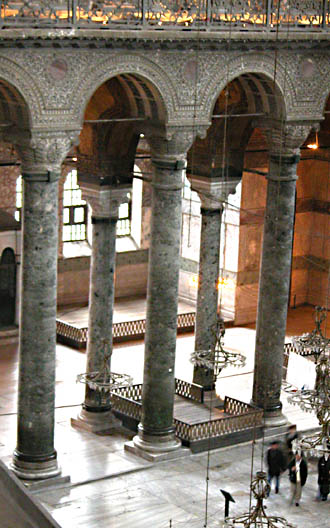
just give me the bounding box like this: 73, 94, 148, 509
0, 305, 328, 528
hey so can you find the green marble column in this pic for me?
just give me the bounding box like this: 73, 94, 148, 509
12, 171, 61, 479
134, 158, 185, 454
252, 153, 300, 424
72, 184, 130, 433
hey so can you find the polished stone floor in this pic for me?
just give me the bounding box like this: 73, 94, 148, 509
0, 305, 328, 528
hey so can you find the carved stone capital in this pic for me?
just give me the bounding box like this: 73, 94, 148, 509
188, 174, 241, 209
80, 182, 131, 219
263, 121, 314, 157
147, 126, 205, 164
13, 129, 80, 174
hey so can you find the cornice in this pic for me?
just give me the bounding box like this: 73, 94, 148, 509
0, 28, 330, 51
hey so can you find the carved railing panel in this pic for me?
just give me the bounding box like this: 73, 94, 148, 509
1, 1, 70, 26
271, 0, 325, 28
211, 0, 267, 28
0, 1, 329, 29
56, 312, 195, 347
76, 1, 142, 26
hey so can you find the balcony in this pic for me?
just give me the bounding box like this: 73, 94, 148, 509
0, 1, 329, 32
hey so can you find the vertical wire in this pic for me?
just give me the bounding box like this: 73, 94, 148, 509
204, 2, 234, 524
186, 1, 202, 250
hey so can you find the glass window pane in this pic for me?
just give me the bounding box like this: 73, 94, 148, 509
62, 225, 71, 242
63, 208, 70, 224
119, 203, 129, 219
63, 190, 72, 206
74, 207, 85, 224
17, 175, 22, 192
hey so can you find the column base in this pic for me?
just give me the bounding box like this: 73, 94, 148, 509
263, 410, 288, 427
125, 435, 190, 462
71, 407, 121, 433
11, 456, 61, 481
23, 474, 70, 491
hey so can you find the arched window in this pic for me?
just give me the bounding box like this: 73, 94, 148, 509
63, 169, 87, 242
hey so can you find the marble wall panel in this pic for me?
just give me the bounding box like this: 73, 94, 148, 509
309, 212, 330, 260
289, 269, 309, 307
292, 212, 313, 257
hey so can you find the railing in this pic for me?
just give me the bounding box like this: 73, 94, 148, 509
111, 385, 264, 446
175, 377, 204, 402
174, 396, 263, 443
56, 311, 195, 348
0, 1, 329, 31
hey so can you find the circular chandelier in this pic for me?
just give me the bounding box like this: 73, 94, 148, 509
224, 471, 296, 527
288, 351, 329, 457
77, 340, 133, 393
291, 306, 330, 361
191, 317, 246, 379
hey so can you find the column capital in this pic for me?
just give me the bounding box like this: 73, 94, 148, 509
188, 174, 241, 210
80, 181, 131, 219
147, 126, 203, 165
13, 129, 80, 174
263, 121, 314, 158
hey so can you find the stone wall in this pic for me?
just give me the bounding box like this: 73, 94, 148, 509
57, 250, 149, 307
233, 156, 329, 325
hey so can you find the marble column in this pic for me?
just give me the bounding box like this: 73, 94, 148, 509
252, 124, 311, 425
72, 184, 130, 433
11, 131, 77, 479
189, 176, 240, 391
131, 153, 187, 458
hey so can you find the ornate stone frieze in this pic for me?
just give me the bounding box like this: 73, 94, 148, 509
13, 130, 80, 173
0, 47, 328, 135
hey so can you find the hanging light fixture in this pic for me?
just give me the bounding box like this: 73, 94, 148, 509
289, 350, 330, 457
224, 471, 296, 527
291, 306, 330, 361
77, 339, 133, 394
191, 316, 246, 380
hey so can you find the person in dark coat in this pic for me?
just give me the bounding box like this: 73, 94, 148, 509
288, 452, 308, 506
318, 454, 330, 501
285, 425, 298, 465
266, 440, 286, 494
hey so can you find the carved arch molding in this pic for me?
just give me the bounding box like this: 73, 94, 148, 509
0, 49, 328, 129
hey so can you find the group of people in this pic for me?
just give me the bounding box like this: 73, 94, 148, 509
266, 425, 330, 506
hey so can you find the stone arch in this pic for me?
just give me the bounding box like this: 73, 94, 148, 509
201, 54, 293, 123
0, 55, 44, 128
72, 53, 180, 127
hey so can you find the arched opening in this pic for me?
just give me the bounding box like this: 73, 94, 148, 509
0, 247, 16, 328
181, 73, 284, 318
74, 73, 166, 255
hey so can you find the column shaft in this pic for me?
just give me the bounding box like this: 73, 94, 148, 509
140, 160, 183, 440
84, 217, 117, 410
193, 207, 222, 389
252, 155, 299, 418
14, 173, 60, 476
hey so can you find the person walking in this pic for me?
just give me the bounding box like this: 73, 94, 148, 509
266, 440, 286, 494
288, 452, 308, 506
318, 454, 330, 501
285, 424, 298, 465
